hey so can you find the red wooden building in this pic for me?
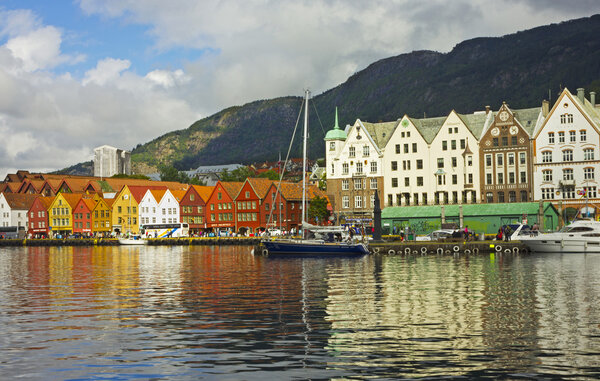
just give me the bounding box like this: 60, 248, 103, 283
28, 196, 54, 238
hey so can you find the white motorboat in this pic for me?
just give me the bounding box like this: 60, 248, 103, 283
119, 236, 148, 245
519, 219, 600, 253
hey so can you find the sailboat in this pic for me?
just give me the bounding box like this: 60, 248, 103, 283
260, 90, 369, 256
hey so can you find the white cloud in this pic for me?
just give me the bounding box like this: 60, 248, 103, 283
83, 57, 131, 85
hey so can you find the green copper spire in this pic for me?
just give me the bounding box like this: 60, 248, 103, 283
324, 106, 347, 141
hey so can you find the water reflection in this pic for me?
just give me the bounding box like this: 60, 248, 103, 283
0, 246, 598, 379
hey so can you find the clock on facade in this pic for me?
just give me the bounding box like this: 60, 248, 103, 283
491, 127, 500, 136
499, 111, 509, 122
509, 126, 518, 135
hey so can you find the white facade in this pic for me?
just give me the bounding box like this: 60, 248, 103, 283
0, 193, 29, 229
532, 88, 600, 208
138, 189, 181, 226
383, 116, 436, 207
94, 145, 131, 178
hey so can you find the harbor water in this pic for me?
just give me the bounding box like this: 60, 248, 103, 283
0, 246, 598, 380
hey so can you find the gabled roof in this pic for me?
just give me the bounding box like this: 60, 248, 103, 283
359, 120, 399, 151
170, 190, 186, 202
245, 178, 274, 200
1, 193, 39, 210
513, 107, 541, 136
220, 182, 244, 199
456, 111, 488, 140
36, 196, 54, 210
128, 185, 168, 203
79, 198, 97, 212
5, 182, 22, 193
190, 185, 214, 202
59, 193, 84, 209
407, 116, 446, 144
149, 189, 167, 203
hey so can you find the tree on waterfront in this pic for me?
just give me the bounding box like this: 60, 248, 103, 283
159, 165, 205, 185
308, 196, 330, 225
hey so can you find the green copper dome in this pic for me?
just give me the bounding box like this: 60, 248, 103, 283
324, 107, 347, 141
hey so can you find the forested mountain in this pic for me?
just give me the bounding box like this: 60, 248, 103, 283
127, 14, 600, 173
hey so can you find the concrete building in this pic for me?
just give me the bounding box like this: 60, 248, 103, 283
93, 145, 131, 178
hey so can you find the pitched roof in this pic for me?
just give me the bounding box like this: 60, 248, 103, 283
456, 111, 488, 139
513, 107, 541, 136
171, 190, 186, 202
407, 116, 446, 144
128, 185, 168, 203
360, 120, 399, 150
246, 178, 274, 199
37, 196, 54, 209
2, 193, 39, 210
150, 189, 167, 202
220, 182, 244, 198
191, 185, 214, 201
81, 198, 97, 212
60, 193, 84, 209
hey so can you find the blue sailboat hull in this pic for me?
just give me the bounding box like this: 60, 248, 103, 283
261, 240, 369, 256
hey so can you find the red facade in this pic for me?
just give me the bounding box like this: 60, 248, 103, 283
28, 196, 52, 237
180, 185, 212, 234
205, 181, 243, 231
72, 198, 94, 236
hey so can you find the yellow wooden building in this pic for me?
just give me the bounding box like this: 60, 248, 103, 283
48, 193, 82, 237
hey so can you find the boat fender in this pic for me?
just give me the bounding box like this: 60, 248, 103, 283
473, 247, 479, 254
504, 248, 512, 254
453, 245, 460, 252
512, 247, 519, 254
413, 250, 419, 255
464, 249, 471, 254
262, 248, 269, 256
495, 245, 502, 252
388, 249, 396, 255
420, 247, 427, 254
373, 247, 380, 254
521, 247, 529, 254
405, 248, 411, 255
437, 248, 444, 255
445, 250, 451, 255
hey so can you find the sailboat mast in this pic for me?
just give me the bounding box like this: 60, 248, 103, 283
302, 89, 309, 228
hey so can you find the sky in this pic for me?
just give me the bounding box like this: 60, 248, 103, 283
1, 0, 600, 178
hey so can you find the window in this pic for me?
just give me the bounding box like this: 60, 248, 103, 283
460, 139, 466, 149
509, 191, 516, 202
395, 144, 400, 154
391, 178, 398, 188
563, 150, 573, 161
355, 196, 363, 209
498, 192, 505, 202
437, 175, 446, 186
486, 173, 492, 185
370, 178, 378, 189
417, 177, 423, 186
451, 157, 457, 168
349, 146, 355, 157
363, 145, 369, 156
563, 169, 574, 180
404, 144, 409, 153
520, 191, 528, 202
467, 156, 473, 166
493, 138, 499, 146
584, 148, 594, 160
437, 158, 444, 168
370, 195, 375, 208
356, 162, 363, 174
451, 140, 456, 150
452, 174, 457, 185
370, 161, 377, 173
542, 169, 552, 181
329, 142, 335, 151
508, 153, 515, 166
584, 167, 595, 180
354, 178, 364, 190
548, 132, 555, 144
509, 172, 515, 184
580, 130, 587, 142
542, 151, 552, 163
442, 141, 447, 150
496, 153, 503, 166
560, 113, 573, 124
569, 131, 576, 143
342, 179, 349, 190
412, 143, 417, 153
542, 188, 554, 200
498, 172, 504, 184
468, 173, 473, 184
404, 177, 410, 187
519, 152, 526, 165
416, 160, 423, 169
502, 136, 508, 146
342, 163, 349, 174
331, 163, 334, 175
486, 192, 493, 203
558, 132, 565, 143
511, 136, 518, 146
520, 171, 526, 183
485, 154, 492, 167
342, 196, 349, 208
391, 161, 398, 171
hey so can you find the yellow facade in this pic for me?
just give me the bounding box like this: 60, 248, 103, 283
48, 193, 80, 235
111, 186, 140, 234
91, 194, 112, 235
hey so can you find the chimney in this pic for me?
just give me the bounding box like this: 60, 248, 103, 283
591, 91, 596, 107
542, 100, 550, 117
485, 105, 490, 114
577, 88, 585, 103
